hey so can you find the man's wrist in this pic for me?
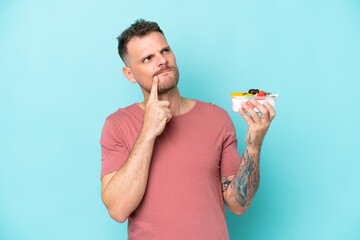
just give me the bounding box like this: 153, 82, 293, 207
246, 145, 261, 157
139, 128, 157, 143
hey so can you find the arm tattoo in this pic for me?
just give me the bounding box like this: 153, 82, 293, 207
221, 176, 234, 193
248, 133, 252, 144
233, 148, 259, 207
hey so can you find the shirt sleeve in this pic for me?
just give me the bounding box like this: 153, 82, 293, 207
220, 113, 241, 177
100, 118, 130, 179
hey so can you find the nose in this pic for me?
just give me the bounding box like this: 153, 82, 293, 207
156, 54, 168, 66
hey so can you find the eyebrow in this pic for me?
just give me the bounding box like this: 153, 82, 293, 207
139, 46, 170, 63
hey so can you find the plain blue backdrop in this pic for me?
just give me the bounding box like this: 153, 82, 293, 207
1, 0, 359, 239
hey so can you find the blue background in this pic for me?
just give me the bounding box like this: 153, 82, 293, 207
1, 0, 359, 239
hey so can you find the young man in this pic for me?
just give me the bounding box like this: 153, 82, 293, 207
100, 19, 276, 239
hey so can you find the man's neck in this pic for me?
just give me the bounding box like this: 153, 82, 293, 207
139, 87, 188, 115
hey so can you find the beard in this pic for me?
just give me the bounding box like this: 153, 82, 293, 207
139, 66, 180, 95
157, 67, 180, 94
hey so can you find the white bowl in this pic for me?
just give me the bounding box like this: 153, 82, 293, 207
231, 94, 279, 113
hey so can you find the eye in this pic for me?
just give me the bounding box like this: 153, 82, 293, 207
162, 48, 170, 53
143, 57, 151, 63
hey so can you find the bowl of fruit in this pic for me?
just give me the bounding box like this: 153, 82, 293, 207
230, 89, 279, 113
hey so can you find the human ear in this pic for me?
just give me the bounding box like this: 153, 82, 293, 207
122, 67, 137, 83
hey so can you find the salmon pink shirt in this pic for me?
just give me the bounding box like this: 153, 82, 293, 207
100, 100, 241, 240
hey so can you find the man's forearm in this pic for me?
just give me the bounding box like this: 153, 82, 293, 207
224, 146, 260, 214
101, 130, 156, 222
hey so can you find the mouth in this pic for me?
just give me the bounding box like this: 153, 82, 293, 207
155, 68, 173, 77
159, 70, 171, 75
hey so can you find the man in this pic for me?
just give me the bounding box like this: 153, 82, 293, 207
100, 19, 276, 239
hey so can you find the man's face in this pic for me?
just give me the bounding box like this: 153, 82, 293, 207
124, 31, 180, 95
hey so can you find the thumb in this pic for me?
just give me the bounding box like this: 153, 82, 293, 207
149, 76, 158, 101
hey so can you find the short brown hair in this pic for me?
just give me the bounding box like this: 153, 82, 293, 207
117, 19, 164, 63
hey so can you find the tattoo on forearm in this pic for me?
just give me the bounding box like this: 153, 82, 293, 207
233, 148, 259, 207
221, 176, 234, 193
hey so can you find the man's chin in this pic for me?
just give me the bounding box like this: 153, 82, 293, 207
141, 70, 179, 94
157, 87, 175, 95
158, 81, 178, 95
160, 80, 179, 94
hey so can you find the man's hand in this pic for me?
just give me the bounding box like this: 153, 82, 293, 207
142, 76, 172, 140
238, 100, 276, 151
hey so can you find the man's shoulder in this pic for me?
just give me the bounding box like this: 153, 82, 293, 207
105, 103, 141, 123
196, 100, 229, 118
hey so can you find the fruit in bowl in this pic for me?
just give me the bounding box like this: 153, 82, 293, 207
230, 89, 279, 113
